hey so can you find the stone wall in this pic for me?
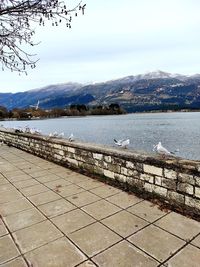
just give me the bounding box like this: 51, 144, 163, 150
0, 127, 200, 216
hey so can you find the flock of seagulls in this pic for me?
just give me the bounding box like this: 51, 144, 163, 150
14, 126, 41, 135
7, 124, 177, 157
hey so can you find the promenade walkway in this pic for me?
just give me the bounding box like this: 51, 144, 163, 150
0, 145, 200, 267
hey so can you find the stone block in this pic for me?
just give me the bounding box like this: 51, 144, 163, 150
155, 176, 162, 186
104, 169, 115, 179
53, 144, 62, 150
126, 161, 134, 169
195, 176, 200, 187
185, 196, 200, 210
106, 163, 121, 174
152, 185, 167, 197
143, 164, 163, 176
177, 182, 194, 195
93, 166, 104, 175
114, 173, 127, 183
121, 167, 128, 176
104, 156, 112, 163
178, 173, 195, 185
195, 187, 200, 199
127, 169, 140, 178
164, 169, 177, 180
144, 182, 153, 192
65, 157, 79, 166
167, 191, 185, 204
127, 177, 144, 188
58, 150, 64, 156
54, 154, 63, 160
68, 147, 75, 153
134, 163, 143, 172
140, 173, 154, 184
161, 178, 176, 190
112, 157, 126, 167
93, 153, 103, 160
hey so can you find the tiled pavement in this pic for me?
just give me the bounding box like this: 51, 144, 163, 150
0, 145, 200, 267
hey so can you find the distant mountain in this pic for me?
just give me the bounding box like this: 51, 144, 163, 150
1, 71, 200, 112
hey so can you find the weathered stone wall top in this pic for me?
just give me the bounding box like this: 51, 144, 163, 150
0, 127, 200, 217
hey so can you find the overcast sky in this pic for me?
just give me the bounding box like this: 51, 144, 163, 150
1, 0, 200, 93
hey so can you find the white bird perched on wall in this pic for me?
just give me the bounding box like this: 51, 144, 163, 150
49, 131, 58, 138
68, 133, 74, 142
30, 128, 41, 135
153, 142, 174, 156
114, 139, 130, 149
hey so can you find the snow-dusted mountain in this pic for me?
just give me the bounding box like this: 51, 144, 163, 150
0, 71, 200, 111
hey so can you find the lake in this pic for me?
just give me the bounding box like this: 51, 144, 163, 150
2, 112, 200, 161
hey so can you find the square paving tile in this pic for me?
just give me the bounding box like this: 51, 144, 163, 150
51, 209, 95, 234
28, 190, 61, 206
1, 257, 27, 267
155, 212, 200, 241
0, 235, 19, 264
44, 178, 71, 190
166, 244, 200, 267
2, 257, 27, 267
106, 191, 142, 209
36, 174, 61, 183
56, 184, 85, 197
128, 200, 169, 222
19, 184, 49, 197
77, 179, 103, 190
82, 199, 121, 220
5, 208, 45, 232
128, 225, 185, 262
102, 210, 148, 237
192, 234, 200, 249
3, 170, 25, 179
13, 220, 63, 253
0, 189, 23, 204
0, 219, 8, 237
66, 191, 101, 207
93, 240, 158, 267
25, 237, 86, 267
90, 185, 121, 198
13, 179, 40, 189
38, 199, 76, 218
69, 222, 121, 257
0, 198, 33, 217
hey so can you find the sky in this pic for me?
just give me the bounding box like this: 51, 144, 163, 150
1, 0, 200, 93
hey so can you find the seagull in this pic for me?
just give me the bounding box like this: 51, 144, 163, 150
114, 139, 130, 148
68, 133, 74, 142
30, 128, 41, 135
153, 142, 174, 156
49, 131, 58, 138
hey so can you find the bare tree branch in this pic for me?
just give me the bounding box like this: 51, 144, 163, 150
0, 0, 86, 73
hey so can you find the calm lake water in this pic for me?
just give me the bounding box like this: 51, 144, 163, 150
2, 112, 200, 161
